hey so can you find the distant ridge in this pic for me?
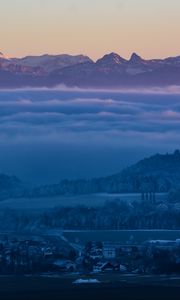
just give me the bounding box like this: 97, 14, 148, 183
1, 50, 180, 88
27, 150, 180, 197
1, 151, 180, 198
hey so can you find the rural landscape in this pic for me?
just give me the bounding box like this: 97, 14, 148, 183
1, 0, 180, 299
0, 150, 179, 299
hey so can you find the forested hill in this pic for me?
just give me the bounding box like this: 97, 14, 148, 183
29, 150, 180, 196
0, 174, 23, 199
1, 151, 180, 198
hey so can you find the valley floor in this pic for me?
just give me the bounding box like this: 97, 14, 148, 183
0, 274, 179, 300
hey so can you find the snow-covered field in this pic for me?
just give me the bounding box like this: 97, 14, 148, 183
73, 279, 100, 284
62, 229, 180, 244
0, 193, 167, 212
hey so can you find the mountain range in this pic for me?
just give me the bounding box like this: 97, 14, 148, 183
1, 51, 180, 88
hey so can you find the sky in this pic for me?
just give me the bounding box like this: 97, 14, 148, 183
1, 0, 180, 60
0, 89, 179, 184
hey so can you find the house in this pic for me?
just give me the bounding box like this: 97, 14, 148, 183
93, 261, 119, 273
147, 240, 178, 249
103, 245, 116, 259
120, 264, 127, 273
53, 259, 76, 272
42, 247, 53, 258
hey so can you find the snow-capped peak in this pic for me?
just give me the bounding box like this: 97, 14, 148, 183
0, 51, 9, 60
108, 52, 126, 64
96, 52, 127, 65
129, 53, 143, 63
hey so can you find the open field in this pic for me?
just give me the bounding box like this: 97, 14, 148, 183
62, 230, 180, 244
0, 193, 167, 212
0, 275, 179, 300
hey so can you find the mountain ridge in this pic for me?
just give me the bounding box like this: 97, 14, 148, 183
1, 50, 180, 88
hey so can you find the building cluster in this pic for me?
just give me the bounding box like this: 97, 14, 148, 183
79, 239, 180, 274
0, 235, 76, 274
0, 234, 179, 275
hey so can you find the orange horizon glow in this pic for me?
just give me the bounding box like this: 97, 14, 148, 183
1, 0, 180, 61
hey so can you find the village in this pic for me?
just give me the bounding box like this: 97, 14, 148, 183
0, 232, 179, 276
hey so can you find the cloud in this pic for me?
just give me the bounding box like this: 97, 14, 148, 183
2, 84, 180, 94
0, 89, 180, 143
0, 88, 180, 183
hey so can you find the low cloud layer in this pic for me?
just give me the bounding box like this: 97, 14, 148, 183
0, 90, 180, 139
0, 89, 179, 183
